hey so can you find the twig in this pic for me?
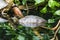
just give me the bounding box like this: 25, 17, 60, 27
52, 20, 60, 30
51, 21, 60, 40
26, 3, 29, 15
40, 26, 53, 30
2, 9, 16, 29
40, 20, 60, 31
50, 36, 58, 40
52, 26, 60, 40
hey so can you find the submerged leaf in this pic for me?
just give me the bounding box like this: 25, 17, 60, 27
54, 10, 60, 15
17, 35, 25, 40
43, 34, 50, 40
48, 19, 55, 23
35, 0, 45, 5
14, 0, 20, 6
40, 6, 47, 13
33, 36, 40, 40
22, 0, 26, 5
48, 0, 60, 8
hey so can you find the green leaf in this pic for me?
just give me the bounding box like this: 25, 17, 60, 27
43, 34, 50, 40
22, 0, 27, 5
17, 35, 25, 40
35, 0, 45, 5
48, 19, 55, 23
48, 0, 60, 8
33, 36, 40, 40
40, 6, 47, 13
14, 0, 20, 6
54, 10, 60, 15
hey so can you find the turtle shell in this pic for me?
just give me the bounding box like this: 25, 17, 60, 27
19, 15, 47, 28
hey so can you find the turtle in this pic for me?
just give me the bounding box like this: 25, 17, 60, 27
19, 15, 47, 28
18, 15, 60, 30
18, 15, 60, 39
18, 15, 47, 39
